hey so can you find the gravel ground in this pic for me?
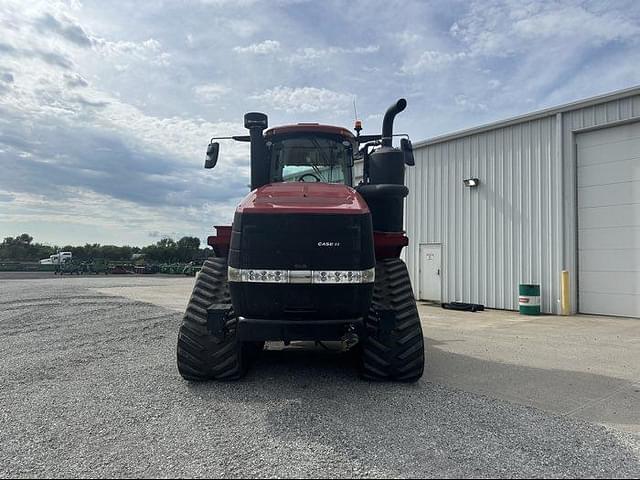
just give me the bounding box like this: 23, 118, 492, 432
1, 278, 639, 478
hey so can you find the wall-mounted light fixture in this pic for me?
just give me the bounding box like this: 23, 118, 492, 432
463, 178, 480, 187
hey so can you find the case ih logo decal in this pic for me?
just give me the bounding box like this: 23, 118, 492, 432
317, 241, 341, 247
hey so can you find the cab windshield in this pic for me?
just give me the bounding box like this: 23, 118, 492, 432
268, 135, 353, 186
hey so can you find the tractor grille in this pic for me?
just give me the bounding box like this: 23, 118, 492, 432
228, 211, 375, 320
229, 212, 374, 271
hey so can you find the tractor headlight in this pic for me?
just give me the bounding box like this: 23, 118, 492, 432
228, 267, 374, 284
229, 267, 288, 283
227, 266, 243, 282
311, 268, 375, 284
244, 269, 289, 283
361, 267, 375, 283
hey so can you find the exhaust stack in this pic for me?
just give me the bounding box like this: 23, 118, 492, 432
381, 98, 407, 147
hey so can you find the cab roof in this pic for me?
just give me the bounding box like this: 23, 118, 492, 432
264, 123, 356, 139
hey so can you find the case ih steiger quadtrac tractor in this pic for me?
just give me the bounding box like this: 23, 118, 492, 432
176, 99, 425, 382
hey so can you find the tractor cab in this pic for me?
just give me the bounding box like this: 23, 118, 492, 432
264, 125, 356, 186
204, 104, 414, 193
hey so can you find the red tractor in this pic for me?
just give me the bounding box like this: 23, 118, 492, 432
177, 99, 424, 382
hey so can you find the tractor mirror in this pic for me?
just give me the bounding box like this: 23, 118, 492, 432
401, 138, 415, 166
204, 142, 219, 169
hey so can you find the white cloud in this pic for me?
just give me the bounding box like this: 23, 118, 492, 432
193, 83, 230, 101
0, 3, 248, 242
94, 38, 171, 67
63, 72, 88, 88
454, 94, 487, 113
0, 34, 243, 178
401, 50, 468, 74
97, 101, 246, 168
392, 31, 422, 46
0, 2, 172, 73
288, 45, 379, 64
36, 12, 93, 47
250, 86, 352, 113
233, 40, 281, 54
513, 5, 639, 43
450, 0, 640, 57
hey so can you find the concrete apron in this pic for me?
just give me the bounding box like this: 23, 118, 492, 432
91, 278, 640, 438
418, 303, 640, 438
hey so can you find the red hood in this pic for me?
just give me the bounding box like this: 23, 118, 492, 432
236, 182, 369, 215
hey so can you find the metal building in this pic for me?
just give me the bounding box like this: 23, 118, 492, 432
404, 86, 640, 317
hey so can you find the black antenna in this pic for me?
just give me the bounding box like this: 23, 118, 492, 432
353, 97, 358, 122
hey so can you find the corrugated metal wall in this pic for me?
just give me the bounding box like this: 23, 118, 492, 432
405, 92, 640, 314
406, 116, 562, 312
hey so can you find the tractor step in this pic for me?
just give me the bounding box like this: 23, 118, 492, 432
236, 317, 363, 342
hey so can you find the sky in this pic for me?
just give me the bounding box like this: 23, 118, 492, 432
1, 0, 639, 247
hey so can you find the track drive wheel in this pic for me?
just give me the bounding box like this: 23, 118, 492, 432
360, 258, 425, 382
176, 257, 261, 381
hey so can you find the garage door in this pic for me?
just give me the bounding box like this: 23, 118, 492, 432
577, 121, 640, 317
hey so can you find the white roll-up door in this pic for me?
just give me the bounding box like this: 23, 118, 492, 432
577, 121, 640, 317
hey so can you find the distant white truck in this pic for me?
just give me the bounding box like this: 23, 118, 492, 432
39, 252, 72, 265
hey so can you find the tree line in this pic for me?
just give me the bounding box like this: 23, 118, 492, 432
0, 233, 209, 263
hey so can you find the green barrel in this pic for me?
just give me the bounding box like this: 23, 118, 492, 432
519, 284, 541, 315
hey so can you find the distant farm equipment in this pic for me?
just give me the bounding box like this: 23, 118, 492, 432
158, 262, 201, 275
181, 262, 202, 276
54, 259, 110, 275
40, 252, 73, 265
2, 259, 206, 276
0, 261, 56, 272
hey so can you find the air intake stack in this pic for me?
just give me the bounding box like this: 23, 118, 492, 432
357, 99, 410, 232
244, 112, 270, 190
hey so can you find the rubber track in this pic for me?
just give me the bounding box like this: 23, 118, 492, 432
360, 258, 425, 382
176, 257, 245, 381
